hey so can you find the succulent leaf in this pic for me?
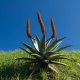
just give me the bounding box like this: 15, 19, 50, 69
22, 43, 44, 57
51, 40, 62, 52
19, 47, 32, 55
31, 38, 39, 51
40, 36, 46, 53
31, 54, 42, 58
55, 45, 72, 52
36, 35, 41, 48
45, 52, 56, 57
46, 37, 52, 48
50, 61, 68, 66
49, 54, 65, 58
22, 43, 35, 52
46, 37, 66, 52
48, 64, 59, 73
49, 56, 70, 61
15, 58, 35, 61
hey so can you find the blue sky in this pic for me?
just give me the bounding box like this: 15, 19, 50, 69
0, 0, 80, 51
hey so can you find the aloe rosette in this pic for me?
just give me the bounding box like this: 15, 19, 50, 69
16, 11, 71, 79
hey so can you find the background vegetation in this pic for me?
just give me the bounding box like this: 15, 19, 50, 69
0, 50, 80, 80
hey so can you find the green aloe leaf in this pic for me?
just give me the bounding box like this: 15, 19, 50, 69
23, 61, 38, 64
50, 61, 68, 66
48, 64, 59, 73
49, 54, 65, 58
31, 38, 39, 51
49, 56, 70, 61
40, 36, 46, 53
46, 37, 52, 48
45, 45, 71, 58
19, 47, 43, 59
31, 54, 42, 59
46, 37, 66, 52
51, 40, 62, 52
22, 43, 35, 52
19, 47, 32, 55
45, 51, 61, 57
55, 45, 72, 52
45, 52, 55, 57
22, 42, 43, 57
15, 58, 35, 61
36, 35, 41, 49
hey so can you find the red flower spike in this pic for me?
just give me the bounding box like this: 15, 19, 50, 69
37, 10, 46, 36
51, 18, 57, 39
26, 19, 32, 38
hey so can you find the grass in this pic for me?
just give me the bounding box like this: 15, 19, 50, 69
0, 50, 80, 80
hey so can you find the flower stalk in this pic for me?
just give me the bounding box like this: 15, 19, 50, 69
26, 19, 32, 38
37, 11, 46, 36
51, 18, 57, 39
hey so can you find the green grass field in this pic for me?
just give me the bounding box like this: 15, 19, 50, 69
0, 50, 80, 80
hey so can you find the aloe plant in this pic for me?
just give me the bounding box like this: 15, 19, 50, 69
16, 11, 71, 80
